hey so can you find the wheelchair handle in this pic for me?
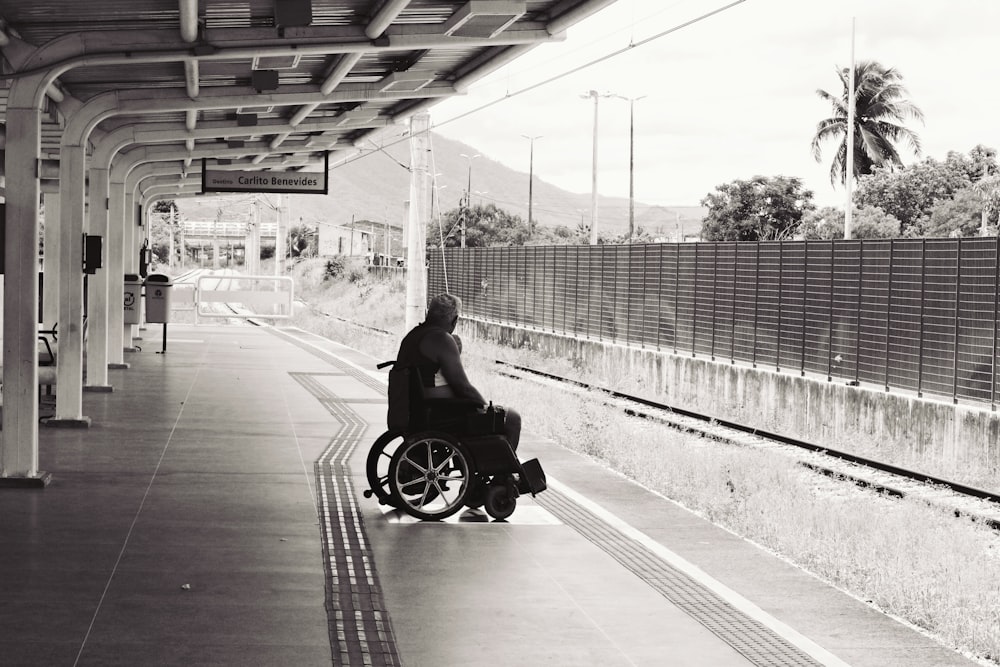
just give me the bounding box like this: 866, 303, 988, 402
376, 359, 396, 370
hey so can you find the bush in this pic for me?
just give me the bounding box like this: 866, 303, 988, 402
324, 255, 347, 280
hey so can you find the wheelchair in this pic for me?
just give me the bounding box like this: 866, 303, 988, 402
363, 361, 547, 521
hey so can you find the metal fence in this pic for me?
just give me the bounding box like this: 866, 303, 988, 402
428, 239, 1000, 408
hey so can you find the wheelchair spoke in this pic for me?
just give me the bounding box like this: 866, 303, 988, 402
402, 452, 429, 475
432, 450, 459, 474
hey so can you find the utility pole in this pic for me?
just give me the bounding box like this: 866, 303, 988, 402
581, 90, 613, 245
406, 113, 432, 330
611, 95, 646, 242
844, 17, 856, 240
521, 135, 541, 237
460, 153, 479, 248
168, 203, 176, 269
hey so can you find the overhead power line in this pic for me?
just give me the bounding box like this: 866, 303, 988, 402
329, 0, 750, 172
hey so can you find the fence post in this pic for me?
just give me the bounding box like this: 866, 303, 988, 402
673, 243, 679, 354
826, 240, 836, 381
883, 240, 895, 392
625, 246, 633, 344
692, 243, 699, 357
710, 243, 718, 360
656, 244, 664, 350
853, 240, 863, 386
752, 241, 760, 368
951, 239, 962, 404
569, 247, 575, 335
583, 247, 590, 339
731, 242, 739, 364
799, 241, 808, 376
992, 238, 999, 411
916, 239, 927, 398
641, 244, 648, 348
776, 240, 783, 372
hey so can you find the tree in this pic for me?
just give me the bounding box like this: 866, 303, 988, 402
922, 186, 995, 238
148, 200, 180, 266
430, 203, 529, 248
700, 175, 815, 241
854, 146, 996, 234
524, 224, 585, 245
799, 205, 901, 240
811, 60, 924, 186
288, 224, 317, 257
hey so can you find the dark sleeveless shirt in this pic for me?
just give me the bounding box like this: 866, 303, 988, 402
395, 322, 445, 388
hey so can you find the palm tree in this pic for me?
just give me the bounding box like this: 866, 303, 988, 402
811, 60, 924, 186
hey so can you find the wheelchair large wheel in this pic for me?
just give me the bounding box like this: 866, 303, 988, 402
389, 432, 471, 521
364, 431, 405, 508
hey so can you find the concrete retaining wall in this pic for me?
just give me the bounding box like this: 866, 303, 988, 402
463, 318, 1000, 485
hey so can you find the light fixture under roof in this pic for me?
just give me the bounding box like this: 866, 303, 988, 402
443, 1, 526, 39
336, 109, 378, 126
378, 71, 434, 93
253, 54, 301, 70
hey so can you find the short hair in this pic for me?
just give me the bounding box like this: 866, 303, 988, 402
426, 293, 462, 325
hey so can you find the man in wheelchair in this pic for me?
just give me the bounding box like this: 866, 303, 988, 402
365, 293, 543, 521
394, 293, 521, 449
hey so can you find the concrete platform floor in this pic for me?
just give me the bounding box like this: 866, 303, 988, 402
0, 323, 981, 667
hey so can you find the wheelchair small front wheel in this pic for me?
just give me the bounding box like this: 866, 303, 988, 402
485, 483, 517, 521
389, 432, 471, 521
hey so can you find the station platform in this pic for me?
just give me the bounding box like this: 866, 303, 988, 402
0, 323, 979, 667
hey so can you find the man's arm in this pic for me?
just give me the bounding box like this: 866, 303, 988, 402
420, 330, 486, 405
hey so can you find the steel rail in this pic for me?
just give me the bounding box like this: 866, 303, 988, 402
493, 359, 1000, 519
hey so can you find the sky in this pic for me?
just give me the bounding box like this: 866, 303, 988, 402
423, 0, 1000, 210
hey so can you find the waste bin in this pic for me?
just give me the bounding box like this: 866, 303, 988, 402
144, 273, 173, 324
124, 273, 142, 325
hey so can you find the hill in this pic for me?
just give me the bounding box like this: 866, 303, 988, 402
174, 130, 706, 240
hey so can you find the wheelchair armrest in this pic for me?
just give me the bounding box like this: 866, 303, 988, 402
423, 397, 483, 409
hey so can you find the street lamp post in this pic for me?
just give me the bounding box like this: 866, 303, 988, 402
521, 135, 542, 237
611, 94, 646, 242
460, 153, 480, 248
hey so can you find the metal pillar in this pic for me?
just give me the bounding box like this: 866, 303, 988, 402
86, 166, 111, 390
1, 105, 46, 482
405, 112, 431, 331
52, 142, 90, 425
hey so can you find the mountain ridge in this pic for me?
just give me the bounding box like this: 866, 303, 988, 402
175, 131, 707, 240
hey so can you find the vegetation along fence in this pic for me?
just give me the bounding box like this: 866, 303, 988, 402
428, 239, 1000, 408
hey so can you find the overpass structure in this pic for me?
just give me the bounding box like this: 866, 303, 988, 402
0, 0, 618, 484
181, 221, 278, 242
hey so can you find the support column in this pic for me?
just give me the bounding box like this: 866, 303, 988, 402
48, 143, 89, 426
85, 166, 111, 390
42, 192, 61, 329
1, 105, 48, 484
124, 189, 137, 349
107, 179, 128, 366
405, 112, 431, 331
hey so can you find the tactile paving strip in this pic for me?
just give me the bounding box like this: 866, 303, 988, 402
291, 371, 402, 667
280, 332, 823, 666
534, 488, 824, 667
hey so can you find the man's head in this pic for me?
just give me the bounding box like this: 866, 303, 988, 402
426, 293, 462, 331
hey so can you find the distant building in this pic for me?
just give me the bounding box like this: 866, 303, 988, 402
318, 222, 370, 257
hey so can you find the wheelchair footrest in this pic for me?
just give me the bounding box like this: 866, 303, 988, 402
520, 458, 546, 495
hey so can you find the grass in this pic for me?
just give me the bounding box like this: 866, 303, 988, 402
286, 258, 1000, 666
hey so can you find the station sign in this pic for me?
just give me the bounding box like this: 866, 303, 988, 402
200, 153, 329, 195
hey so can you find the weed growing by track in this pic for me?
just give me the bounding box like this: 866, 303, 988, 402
288, 259, 1000, 665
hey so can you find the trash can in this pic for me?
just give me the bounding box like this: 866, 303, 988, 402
144, 273, 173, 324
124, 273, 142, 325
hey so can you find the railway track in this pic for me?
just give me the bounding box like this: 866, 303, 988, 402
494, 360, 1000, 530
